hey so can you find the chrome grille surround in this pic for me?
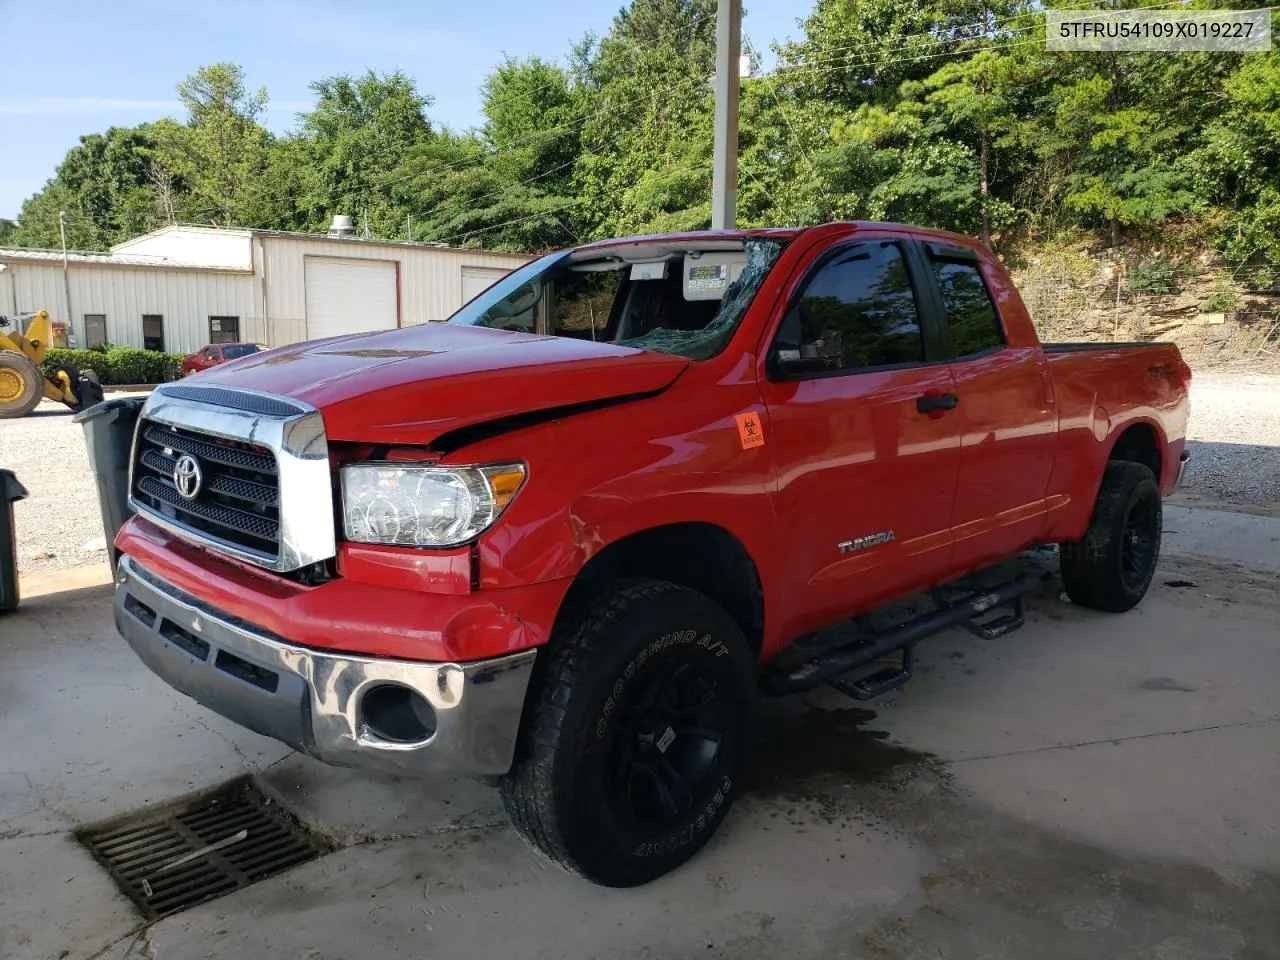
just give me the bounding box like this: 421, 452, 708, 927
129, 384, 335, 572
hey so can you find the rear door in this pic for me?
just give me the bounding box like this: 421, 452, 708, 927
915, 240, 1057, 569
757, 236, 963, 636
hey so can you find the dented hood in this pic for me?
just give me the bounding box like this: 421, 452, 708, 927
196, 323, 691, 445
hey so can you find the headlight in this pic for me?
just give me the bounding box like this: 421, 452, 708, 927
341, 462, 525, 547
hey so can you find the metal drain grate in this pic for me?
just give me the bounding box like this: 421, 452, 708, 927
79, 776, 332, 919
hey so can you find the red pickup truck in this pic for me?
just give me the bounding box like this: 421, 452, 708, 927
112, 222, 1189, 886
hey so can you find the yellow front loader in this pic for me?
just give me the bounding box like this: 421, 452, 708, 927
0, 310, 102, 418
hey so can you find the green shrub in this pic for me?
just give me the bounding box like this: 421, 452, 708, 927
40, 346, 184, 385
1129, 257, 1192, 294
1202, 272, 1240, 314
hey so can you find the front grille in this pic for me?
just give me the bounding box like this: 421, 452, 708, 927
133, 420, 281, 561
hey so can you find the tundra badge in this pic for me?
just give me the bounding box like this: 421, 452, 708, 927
837, 531, 896, 554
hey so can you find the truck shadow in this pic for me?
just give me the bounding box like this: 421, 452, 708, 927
747, 702, 934, 798
745, 551, 1066, 797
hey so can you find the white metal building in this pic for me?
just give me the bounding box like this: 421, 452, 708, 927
0, 224, 532, 355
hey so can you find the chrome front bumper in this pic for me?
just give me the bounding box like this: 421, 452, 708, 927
113, 557, 536, 777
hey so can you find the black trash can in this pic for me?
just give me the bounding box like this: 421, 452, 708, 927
74, 397, 146, 570
1, 469, 27, 612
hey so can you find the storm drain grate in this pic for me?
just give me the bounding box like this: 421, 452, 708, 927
78, 776, 333, 919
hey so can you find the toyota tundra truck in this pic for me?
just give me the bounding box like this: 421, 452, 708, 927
110, 221, 1190, 886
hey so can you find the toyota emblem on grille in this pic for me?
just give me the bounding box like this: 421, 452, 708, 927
173, 454, 203, 500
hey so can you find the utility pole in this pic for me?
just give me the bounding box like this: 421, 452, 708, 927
406, 213, 413, 243
58, 211, 74, 346
711, 0, 742, 230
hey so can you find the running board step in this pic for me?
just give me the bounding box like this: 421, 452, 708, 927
960, 597, 1026, 641
762, 572, 1038, 697
828, 647, 914, 700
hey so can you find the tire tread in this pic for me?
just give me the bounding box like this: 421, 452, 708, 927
501, 578, 747, 884
1060, 460, 1161, 612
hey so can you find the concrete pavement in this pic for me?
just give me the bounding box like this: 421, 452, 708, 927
1164, 504, 1280, 573
1, 512, 1277, 960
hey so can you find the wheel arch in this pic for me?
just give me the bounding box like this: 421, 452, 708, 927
559, 521, 766, 659
1107, 420, 1164, 486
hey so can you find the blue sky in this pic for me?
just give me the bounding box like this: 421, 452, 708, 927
0, 0, 806, 221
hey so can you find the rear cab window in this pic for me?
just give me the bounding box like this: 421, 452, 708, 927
925, 251, 1005, 358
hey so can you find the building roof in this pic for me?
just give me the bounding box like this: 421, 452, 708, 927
112, 223, 535, 259
0, 247, 252, 272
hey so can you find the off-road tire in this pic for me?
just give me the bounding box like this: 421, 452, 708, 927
0, 351, 43, 419
500, 578, 755, 887
1060, 461, 1162, 612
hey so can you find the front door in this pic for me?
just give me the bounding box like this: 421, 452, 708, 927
758, 238, 963, 638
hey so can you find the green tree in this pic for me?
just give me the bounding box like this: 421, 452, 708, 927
392, 131, 572, 250
1192, 51, 1280, 262
775, 0, 952, 111
1048, 59, 1198, 246
911, 48, 1024, 246
482, 56, 583, 194
278, 70, 435, 236
159, 63, 272, 226
572, 0, 719, 237
11, 125, 163, 249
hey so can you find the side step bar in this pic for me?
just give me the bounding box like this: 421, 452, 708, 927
762, 572, 1039, 697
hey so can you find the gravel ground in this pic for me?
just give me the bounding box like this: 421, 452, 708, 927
0, 373, 1275, 579
1171, 370, 1280, 516
0, 393, 147, 576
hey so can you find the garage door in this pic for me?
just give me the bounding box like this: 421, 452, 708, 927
304, 258, 398, 341
461, 266, 511, 305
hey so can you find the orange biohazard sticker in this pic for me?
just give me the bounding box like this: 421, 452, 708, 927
735, 411, 765, 450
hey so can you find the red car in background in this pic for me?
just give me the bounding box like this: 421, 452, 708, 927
181, 342, 264, 377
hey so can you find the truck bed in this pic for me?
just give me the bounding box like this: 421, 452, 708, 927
1042, 340, 1191, 517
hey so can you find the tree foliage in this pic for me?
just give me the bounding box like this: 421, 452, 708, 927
7, 0, 1279, 263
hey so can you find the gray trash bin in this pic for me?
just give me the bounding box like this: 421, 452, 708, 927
1, 469, 27, 612
74, 397, 145, 569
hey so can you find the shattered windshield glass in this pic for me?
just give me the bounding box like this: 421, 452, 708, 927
447, 239, 787, 361
615, 239, 786, 360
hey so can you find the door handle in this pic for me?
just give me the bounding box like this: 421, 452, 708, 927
916, 392, 958, 414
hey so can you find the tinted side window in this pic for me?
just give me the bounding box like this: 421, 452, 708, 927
776, 242, 925, 373
930, 260, 1004, 357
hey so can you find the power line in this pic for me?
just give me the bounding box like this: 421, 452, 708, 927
767, 0, 1232, 80
405, 70, 717, 230
744, 35, 828, 224
434, 160, 710, 245
249, 11, 721, 217
426, 0, 1279, 236
770, 0, 1184, 73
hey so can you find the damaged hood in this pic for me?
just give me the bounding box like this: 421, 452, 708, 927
195, 323, 691, 445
